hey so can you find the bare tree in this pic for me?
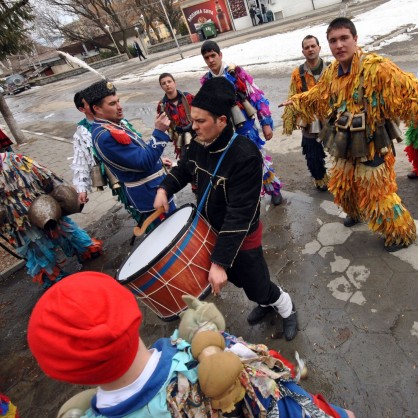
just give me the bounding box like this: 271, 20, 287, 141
0, 0, 34, 144
37, 0, 138, 56
0, 95, 27, 145
133, 0, 183, 43
153, 0, 182, 38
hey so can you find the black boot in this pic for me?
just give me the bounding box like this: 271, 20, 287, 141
271, 191, 283, 206
282, 304, 298, 341
343, 216, 358, 227
384, 241, 409, 252
407, 171, 418, 179
247, 305, 274, 325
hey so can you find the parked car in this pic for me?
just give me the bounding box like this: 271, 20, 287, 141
4, 74, 31, 95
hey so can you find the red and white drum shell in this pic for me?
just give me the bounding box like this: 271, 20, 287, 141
116, 204, 216, 321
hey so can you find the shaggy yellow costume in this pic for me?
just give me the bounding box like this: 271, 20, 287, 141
290, 49, 417, 248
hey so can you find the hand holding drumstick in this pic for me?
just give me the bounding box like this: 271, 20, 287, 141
208, 263, 228, 296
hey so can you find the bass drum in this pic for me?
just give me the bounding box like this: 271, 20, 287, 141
116, 204, 216, 321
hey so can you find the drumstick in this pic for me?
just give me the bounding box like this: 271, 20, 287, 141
133, 206, 166, 237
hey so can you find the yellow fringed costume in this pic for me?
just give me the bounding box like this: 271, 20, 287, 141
290, 49, 417, 248
282, 59, 329, 189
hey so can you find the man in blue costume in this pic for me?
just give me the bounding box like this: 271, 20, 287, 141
83, 80, 175, 224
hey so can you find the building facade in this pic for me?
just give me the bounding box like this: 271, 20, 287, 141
181, 0, 341, 33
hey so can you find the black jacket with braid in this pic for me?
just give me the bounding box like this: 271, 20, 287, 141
160, 123, 263, 268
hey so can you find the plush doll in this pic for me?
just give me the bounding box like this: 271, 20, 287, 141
178, 295, 303, 414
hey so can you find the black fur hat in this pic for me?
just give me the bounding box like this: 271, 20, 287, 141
82, 80, 117, 107
191, 77, 236, 118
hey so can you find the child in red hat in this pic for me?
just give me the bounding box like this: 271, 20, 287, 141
28, 272, 354, 418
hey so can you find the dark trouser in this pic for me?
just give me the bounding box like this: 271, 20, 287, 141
301, 135, 327, 180
227, 246, 281, 305
138, 52, 146, 60
251, 16, 257, 26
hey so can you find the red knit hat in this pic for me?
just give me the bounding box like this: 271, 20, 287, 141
27, 272, 142, 385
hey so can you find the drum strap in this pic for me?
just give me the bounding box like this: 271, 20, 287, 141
139, 133, 239, 291
196, 133, 238, 214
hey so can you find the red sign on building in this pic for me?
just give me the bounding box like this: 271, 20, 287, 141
183, 0, 233, 34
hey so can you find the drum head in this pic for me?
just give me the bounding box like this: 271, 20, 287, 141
117, 204, 195, 282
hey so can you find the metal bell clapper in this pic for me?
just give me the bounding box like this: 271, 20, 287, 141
333, 130, 349, 158
308, 117, 321, 134
104, 166, 121, 190
374, 123, 392, 152
350, 130, 369, 158
231, 105, 246, 128
242, 99, 257, 119
91, 165, 106, 191
385, 119, 403, 143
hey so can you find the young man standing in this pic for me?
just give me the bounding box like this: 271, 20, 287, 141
83, 80, 175, 225
284, 18, 417, 252
154, 77, 297, 339
157, 73, 194, 158
71, 92, 96, 205
200, 40, 283, 206
282, 35, 329, 191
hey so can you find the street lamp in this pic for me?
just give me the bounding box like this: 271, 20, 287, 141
159, 0, 184, 59
104, 24, 121, 55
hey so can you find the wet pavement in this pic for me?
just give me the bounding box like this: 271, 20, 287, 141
2, 1, 418, 416
2, 132, 418, 418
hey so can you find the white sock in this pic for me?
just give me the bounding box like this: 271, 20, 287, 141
271, 291, 293, 318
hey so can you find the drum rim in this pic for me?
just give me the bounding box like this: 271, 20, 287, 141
116, 203, 196, 284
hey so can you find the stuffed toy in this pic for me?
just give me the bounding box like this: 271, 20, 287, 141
178, 296, 245, 412
178, 295, 306, 413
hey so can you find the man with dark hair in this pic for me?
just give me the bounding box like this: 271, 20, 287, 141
157, 72, 194, 158
71, 88, 153, 209
283, 17, 417, 252
282, 35, 329, 191
154, 77, 297, 340
200, 40, 283, 206
71, 90, 96, 205
83, 80, 175, 227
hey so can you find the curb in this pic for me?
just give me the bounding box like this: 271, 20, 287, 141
0, 259, 25, 280
21, 129, 72, 144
